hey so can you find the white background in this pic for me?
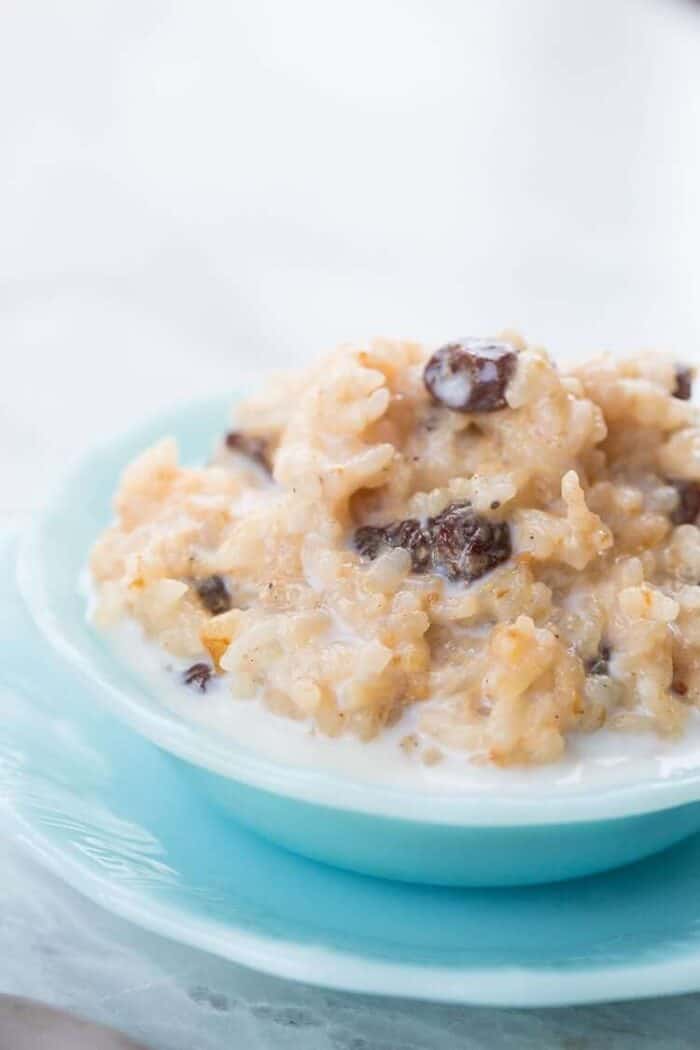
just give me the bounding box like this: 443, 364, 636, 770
1, 0, 699, 516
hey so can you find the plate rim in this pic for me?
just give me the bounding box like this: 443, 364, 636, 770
6, 801, 700, 1009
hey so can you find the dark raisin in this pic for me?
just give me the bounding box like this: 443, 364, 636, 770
224, 431, 271, 472
183, 662, 213, 691
354, 525, 388, 561
428, 501, 511, 582
585, 644, 611, 676
384, 519, 433, 572
194, 575, 232, 616
355, 518, 431, 572
354, 502, 511, 583
673, 365, 693, 401
423, 339, 517, 413
671, 481, 700, 526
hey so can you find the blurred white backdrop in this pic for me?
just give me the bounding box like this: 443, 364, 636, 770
1, 0, 699, 511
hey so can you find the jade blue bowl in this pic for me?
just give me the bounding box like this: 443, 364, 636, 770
17, 398, 700, 887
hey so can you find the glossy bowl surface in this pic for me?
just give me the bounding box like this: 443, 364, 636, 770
16, 399, 700, 885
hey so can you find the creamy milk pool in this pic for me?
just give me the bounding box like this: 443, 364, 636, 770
104, 614, 700, 797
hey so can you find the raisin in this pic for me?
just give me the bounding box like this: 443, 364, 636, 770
354, 525, 387, 561
671, 481, 700, 526
423, 339, 517, 413
354, 502, 511, 583
194, 575, 232, 615
355, 518, 431, 572
428, 501, 511, 582
224, 431, 271, 472
585, 644, 611, 676
183, 662, 213, 691
673, 365, 693, 401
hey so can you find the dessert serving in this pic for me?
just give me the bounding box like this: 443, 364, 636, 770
89, 334, 700, 767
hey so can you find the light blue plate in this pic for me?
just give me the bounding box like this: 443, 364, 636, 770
14, 398, 700, 886
5, 530, 700, 1007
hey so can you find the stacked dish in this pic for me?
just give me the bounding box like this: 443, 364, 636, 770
7, 335, 700, 1004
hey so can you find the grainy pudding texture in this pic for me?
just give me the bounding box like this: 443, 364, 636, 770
90, 335, 700, 766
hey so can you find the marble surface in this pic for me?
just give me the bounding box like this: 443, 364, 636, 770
2, 0, 700, 1045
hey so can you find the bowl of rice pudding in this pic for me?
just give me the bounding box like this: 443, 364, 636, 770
18, 333, 700, 885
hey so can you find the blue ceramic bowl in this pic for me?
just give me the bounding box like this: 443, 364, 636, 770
17, 398, 700, 886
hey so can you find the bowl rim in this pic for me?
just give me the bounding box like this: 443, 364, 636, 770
16, 396, 700, 827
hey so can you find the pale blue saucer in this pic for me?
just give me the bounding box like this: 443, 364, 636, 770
4, 529, 700, 1007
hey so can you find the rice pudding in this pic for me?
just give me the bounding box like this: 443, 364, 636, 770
89, 334, 700, 768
